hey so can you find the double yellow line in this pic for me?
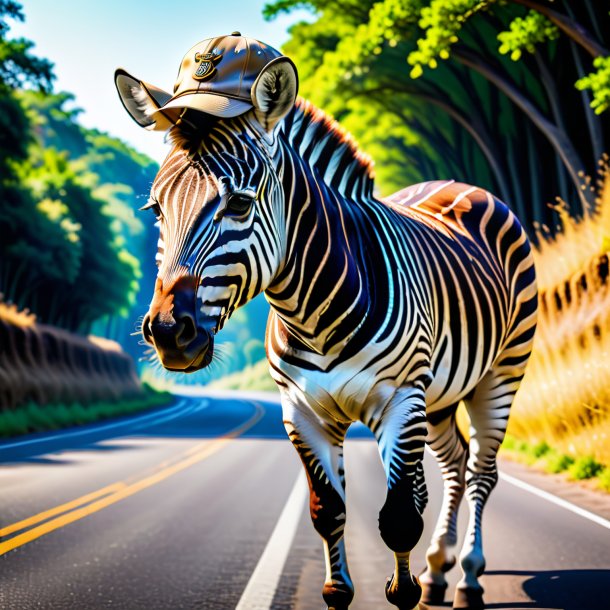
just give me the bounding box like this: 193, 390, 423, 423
0, 402, 264, 556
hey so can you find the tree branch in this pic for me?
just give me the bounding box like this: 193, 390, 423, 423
453, 47, 593, 208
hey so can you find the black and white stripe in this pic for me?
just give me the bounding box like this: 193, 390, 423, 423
146, 96, 537, 610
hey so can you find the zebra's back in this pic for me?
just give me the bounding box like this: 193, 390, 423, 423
382, 180, 537, 412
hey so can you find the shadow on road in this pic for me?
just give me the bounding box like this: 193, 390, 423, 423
483, 569, 610, 609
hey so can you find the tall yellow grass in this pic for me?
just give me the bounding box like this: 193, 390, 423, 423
0, 296, 36, 327
509, 158, 610, 466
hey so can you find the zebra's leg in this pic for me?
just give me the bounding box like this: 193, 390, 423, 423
454, 370, 522, 610
373, 387, 428, 610
419, 406, 467, 605
283, 406, 353, 610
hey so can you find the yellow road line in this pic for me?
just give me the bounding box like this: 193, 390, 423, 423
0, 483, 126, 538
0, 403, 264, 557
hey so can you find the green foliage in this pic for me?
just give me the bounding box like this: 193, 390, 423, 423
243, 338, 266, 366
268, 0, 609, 230
0, 0, 53, 92
0, 91, 155, 338
0, 387, 172, 438
10, 141, 142, 326
408, 0, 488, 77
576, 56, 610, 115
598, 468, 610, 492
568, 455, 604, 480
207, 358, 277, 392
532, 440, 551, 458
546, 453, 574, 474
498, 10, 559, 61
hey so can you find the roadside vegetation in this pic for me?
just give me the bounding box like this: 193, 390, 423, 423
0, 384, 172, 438
506, 163, 610, 472
0, 3, 267, 382
501, 435, 610, 493
206, 359, 276, 392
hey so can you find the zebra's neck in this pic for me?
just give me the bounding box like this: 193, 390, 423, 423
280, 99, 376, 202
265, 115, 382, 357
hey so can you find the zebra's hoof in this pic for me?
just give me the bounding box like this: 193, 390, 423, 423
385, 575, 422, 610
453, 586, 485, 610
323, 582, 354, 610
421, 581, 447, 605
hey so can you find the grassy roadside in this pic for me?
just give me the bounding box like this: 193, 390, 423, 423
0, 384, 173, 438
501, 434, 610, 493
206, 359, 276, 392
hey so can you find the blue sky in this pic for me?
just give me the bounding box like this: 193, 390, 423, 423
14, 1, 311, 161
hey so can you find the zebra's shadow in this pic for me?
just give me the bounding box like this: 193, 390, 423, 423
480, 569, 610, 610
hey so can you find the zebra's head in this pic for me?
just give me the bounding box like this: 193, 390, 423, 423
117, 58, 298, 372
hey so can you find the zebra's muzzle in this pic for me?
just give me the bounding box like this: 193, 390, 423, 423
145, 314, 214, 373
143, 275, 215, 372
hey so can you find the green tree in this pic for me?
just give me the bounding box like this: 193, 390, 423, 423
266, 0, 609, 229
14, 146, 140, 331
0, 3, 151, 339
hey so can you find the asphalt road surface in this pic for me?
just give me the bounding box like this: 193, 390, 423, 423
0, 390, 609, 610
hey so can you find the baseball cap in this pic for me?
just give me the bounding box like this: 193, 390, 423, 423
115, 32, 284, 130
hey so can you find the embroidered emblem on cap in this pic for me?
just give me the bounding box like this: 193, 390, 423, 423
193, 51, 222, 81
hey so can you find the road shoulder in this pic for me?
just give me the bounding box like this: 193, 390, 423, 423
499, 456, 610, 522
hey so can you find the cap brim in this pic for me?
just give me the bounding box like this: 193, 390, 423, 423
159, 93, 253, 119
116, 69, 253, 132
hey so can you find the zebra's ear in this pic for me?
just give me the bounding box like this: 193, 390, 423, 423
251, 57, 298, 133
114, 69, 174, 131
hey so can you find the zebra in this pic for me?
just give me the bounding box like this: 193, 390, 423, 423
116, 46, 537, 610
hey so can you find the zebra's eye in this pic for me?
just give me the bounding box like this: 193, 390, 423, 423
225, 191, 255, 219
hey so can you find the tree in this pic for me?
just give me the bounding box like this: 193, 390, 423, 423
266, 0, 609, 230
0, 3, 151, 338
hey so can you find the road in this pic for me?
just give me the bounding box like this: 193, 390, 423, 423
0, 391, 609, 610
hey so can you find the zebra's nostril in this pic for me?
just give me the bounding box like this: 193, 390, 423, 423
142, 314, 154, 344
175, 313, 197, 347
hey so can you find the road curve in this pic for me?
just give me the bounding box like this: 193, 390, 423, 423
0, 390, 608, 610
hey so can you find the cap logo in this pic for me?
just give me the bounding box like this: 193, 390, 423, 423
193, 51, 222, 81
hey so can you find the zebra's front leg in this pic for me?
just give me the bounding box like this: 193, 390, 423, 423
419, 407, 467, 605
284, 406, 353, 610
373, 387, 428, 610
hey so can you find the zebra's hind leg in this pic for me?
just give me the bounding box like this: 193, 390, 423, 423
373, 387, 428, 610
283, 407, 353, 610
419, 405, 467, 605
454, 369, 523, 610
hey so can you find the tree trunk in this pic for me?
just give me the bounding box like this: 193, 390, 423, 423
453, 48, 593, 209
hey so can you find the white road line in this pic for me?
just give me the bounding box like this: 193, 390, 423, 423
0, 398, 206, 450
499, 471, 610, 531
236, 473, 308, 610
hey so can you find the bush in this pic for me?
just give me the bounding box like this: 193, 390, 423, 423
546, 453, 575, 474
598, 468, 610, 492
533, 440, 551, 458
568, 456, 603, 480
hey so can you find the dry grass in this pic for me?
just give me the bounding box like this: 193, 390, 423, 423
0, 295, 36, 327
508, 158, 610, 466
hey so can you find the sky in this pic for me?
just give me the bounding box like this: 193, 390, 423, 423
13, 0, 311, 162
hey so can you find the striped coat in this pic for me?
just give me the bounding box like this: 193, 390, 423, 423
121, 58, 537, 610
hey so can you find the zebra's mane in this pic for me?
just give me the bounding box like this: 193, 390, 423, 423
166, 98, 376, 200
281, 98, 375, 200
